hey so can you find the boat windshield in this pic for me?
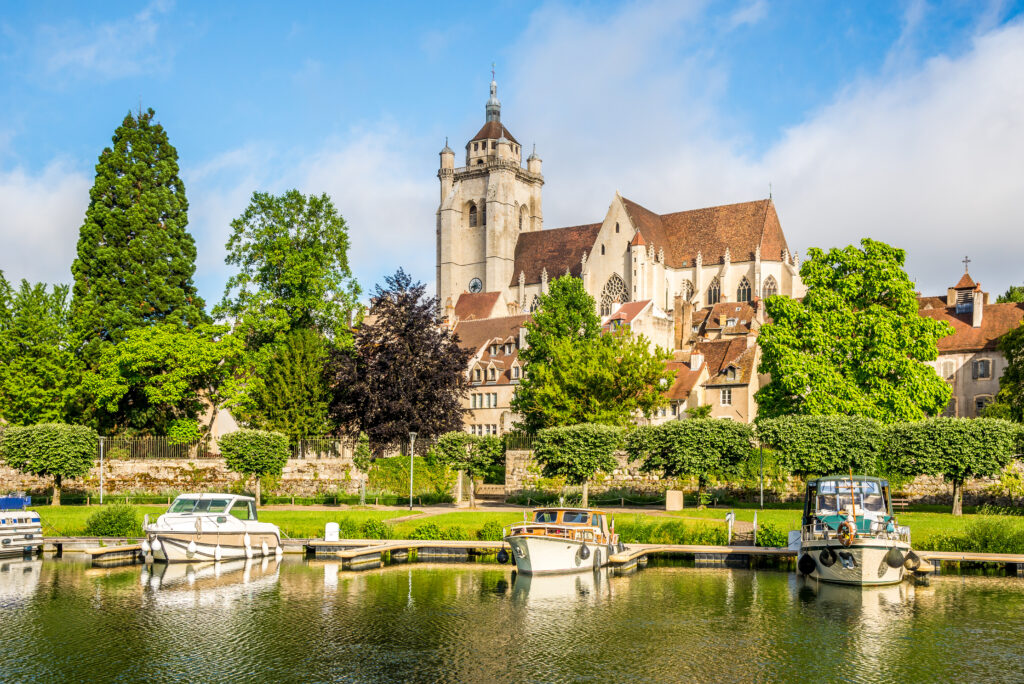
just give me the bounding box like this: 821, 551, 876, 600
534, 511, 558, 523
167, 497, 232, 514
561, 511, 590, 524
229, 500, 257, 521
816, 480, 885, 515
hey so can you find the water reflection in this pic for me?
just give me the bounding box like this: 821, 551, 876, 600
0, 558, 41, 607
142, 558, 281, 606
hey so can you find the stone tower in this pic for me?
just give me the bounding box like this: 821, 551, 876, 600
437, 75, 544, 309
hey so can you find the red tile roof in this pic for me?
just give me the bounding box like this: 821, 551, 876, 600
705, 345, 757, 386
606, 300, 651, 324
954, 273, 977, 289
469, 120, 519, 145
665, 361, 704, 400
621, 197, 789, 268
694, 337, 749, 375
453, 314, 530, 354
703, 302, 757, 331
918, 301, 1024, 353
509, 223, 602, 286
454, 291, 501, 321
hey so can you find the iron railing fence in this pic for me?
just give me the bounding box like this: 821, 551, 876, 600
99, 436, 218, 460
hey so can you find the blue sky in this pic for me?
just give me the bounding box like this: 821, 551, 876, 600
1, 0, 1023, 305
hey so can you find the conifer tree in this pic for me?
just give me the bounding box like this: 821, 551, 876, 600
70, 108, 206, 368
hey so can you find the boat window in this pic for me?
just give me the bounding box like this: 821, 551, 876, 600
229, 500, 256, 521
591, 514, 604, 531
193, 499, 231, 513
816, 494, 837, 514
168, 498, 199, 513
561, 512, 590, 524
862, 495, 885, 513
534, 511, 558, 523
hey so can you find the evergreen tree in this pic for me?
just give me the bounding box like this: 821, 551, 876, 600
327, 270, 470, 448
70, 108, 206, 369
997, 285, 1024, 304
0, 280, 75, 425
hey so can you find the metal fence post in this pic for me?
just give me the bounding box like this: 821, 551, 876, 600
759, 444, 764, 509
99, 437, 105, 505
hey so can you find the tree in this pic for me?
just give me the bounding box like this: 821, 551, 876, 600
214, 190, 361, 349
626, 420, 753, 503
0, 423, 98, 505
997, 285, 1024, 304
992, 320, 1024, 422
0, 280, 75, 425
755, 415, 885, 475
756, 239, 953, 422
70, 108, 206, 369
327, 270, 471, 448
238, 327, 331, 439
218, 429, 290, 503
512, 276, 674, 431
532, 423, 622, 506
428, 432, 504, 508
888, 418, 1022, 515
82, 323, 242, 435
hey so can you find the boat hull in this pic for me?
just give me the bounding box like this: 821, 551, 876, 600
799, 538, 911, 586
505, 534, 616, 575
0, 512, 43, 559
146, 530, 281, 563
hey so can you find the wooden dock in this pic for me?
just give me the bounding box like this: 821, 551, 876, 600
85, 544, 145, 566
306, 539, 509, 569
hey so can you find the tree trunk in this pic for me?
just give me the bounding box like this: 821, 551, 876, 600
255, 476, 261, 506
469, 477, 476, 509
582, 481, 589, 508
951, 478, 963, 516
697, 476, 707, 509
53, 474, 62, 507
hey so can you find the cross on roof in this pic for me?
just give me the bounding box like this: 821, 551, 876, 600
962, 255, 971, 272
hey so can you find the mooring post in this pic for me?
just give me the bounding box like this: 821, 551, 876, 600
99, 437, 105, 505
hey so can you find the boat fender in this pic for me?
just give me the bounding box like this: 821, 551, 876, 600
275, 544, 283, 558
798, 553, 817, 575
151, 538, 162, 554
819, 547, 837, 567
245, 545, 253, 559
243, 532, 251, 547
837, 521, 855, 547
141, 539, 151, 555
496, 549, 509, 564
885, 547, 905, 569
904, 550, 921, 572
187, 540, 197, 557
214, 544, 223, 562
578, 543, 591, 561
261, 540, 269, 557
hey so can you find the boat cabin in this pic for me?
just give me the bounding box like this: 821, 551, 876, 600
802, 476, 894, 535
514, 508, 612, 544
164, 494, 258, 522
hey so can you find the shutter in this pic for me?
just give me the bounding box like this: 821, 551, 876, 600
972, 362, 978, 380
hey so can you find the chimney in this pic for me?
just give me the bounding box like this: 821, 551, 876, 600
673, 295, 683, 350
718, 312, 727, 328
754, 298, 765, 324
972, 287, 984, 328
682, 301, 693, 348
691, 351, 704, 369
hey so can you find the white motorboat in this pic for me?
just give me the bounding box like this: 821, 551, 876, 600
143, 493, 283, 563
795, 476, 918, 586
0, 496, 43, 559
504, 507, 622, 575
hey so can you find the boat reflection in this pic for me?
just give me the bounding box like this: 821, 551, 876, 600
510, 567, 614, 605
0, 558, 41, 607
142, 557, 281, 607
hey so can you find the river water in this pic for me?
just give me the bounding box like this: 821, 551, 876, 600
1, 557, 1023, 683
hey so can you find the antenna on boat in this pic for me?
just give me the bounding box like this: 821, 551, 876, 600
849, 467, 856, 523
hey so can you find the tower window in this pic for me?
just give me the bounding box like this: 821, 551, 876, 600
601, 244, 605, 255
707, 277, 721, 306
468, 203, 477, 227
473, 142, 478, 151
615, 223, 619, 233
737, 277, 751, 303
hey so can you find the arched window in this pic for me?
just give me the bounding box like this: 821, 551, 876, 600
706, 277, 721, 306
680, 280, 694, 300
615, 222, 620, 233
519, 206, 526, 231
529, 295, 541, 312
601, 244, 605, 255
468, 203, 477, 227
737, 277, 752, 303
600, 274, 629, 316
761, 276, 778, 298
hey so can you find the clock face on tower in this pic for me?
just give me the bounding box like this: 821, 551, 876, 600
468, 278, 483, 294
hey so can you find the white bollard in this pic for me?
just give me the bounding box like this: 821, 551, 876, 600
325, 522, 340, 543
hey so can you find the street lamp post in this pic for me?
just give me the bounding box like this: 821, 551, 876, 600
408, 430, 418, 511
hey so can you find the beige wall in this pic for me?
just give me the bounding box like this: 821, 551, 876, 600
929, 350, 1006, 417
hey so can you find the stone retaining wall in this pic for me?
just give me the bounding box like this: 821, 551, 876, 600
0, 457, 363, 498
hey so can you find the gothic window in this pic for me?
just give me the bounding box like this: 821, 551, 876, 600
519, 207, 525, 231
529, 295, 540, 312
706, 277, 721, 306
468, 203, 477, 227
737, 277, 752, 303
762, 276, 778, 298
680, 280, 694, 300
600, 274, 629, 316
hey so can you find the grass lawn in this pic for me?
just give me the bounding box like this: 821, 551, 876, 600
388, 511, 526, 539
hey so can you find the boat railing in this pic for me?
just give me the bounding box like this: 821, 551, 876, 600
801, 520, 911, 544
504, 522, 603, 544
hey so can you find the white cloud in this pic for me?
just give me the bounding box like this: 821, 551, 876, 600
726, 0, 767, 30
0, 161, 90, 286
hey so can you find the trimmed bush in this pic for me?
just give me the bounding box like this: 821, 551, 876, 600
84, 504, 143, 537
477, 520, 505, 541
361, 518, 391, 540
755, 521, 788, 548
0, 423, 97, 505
428, 432, 505, 506
755, 415, 884, 475
533, 423, 622, 506
409, 522, 467, 541
218, 429, 289, 503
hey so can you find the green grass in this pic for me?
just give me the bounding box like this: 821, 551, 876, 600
36, 505, 167, 536
260, 510, 407, 538
389, 512, 525, 539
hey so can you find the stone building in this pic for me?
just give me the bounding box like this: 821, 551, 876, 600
441, 77, 806, 431
919, 270, 1024, 417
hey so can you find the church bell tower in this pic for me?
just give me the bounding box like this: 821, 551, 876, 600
437, 72, 544, 312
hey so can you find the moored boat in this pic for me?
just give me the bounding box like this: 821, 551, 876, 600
0, 496, 43, 559
504, 507, 622, 575
795, 476, 918, 586
143, 493, 283, 563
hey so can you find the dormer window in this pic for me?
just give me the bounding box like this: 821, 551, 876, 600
490, 344, 498, 356
504, 343, 512, 354
474, 369, 481, 383
726, 367, 737, 381
727, 318, 737, 327
489, 368, 496, 381
512, 366, 520, 379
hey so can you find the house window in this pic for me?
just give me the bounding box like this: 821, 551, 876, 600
942, 397, 957, 418
726, 367, 736, 381
473, 369, 481, 383
975, 395, 993, 414
692, 325, 700, 333
726, 318, 737, 327
706, 277, 721, 306
505, 343, 512, 354
468, 203, 477, 227
973, 360, 991, 379
737, 277, 752, 303
490, 344, 498, 355
512, 366, 519, 379
671, 403, 678, 415
942, 361, 956, 380
720, 388, 732, 406
473, 143, 478, 151
489, 368, 496, 381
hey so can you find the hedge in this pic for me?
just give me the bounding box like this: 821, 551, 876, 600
755, 415, 884, 475
0, 423, 98, 505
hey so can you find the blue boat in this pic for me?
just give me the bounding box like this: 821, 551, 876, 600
0, 495, 43, 559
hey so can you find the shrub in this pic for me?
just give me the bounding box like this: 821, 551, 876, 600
477, 520, 505, 541
409, 522, 467, 541
0, 423, 98, 505
755, 415, 884, 476
167, 419, 203, 446
614, 515, 727, 545
361, 518, 391, 540
84, 504, 143, 537
755, 521, 788, 548
337, 517, 361, 539
218, 429, 289, 503
917, 511, 1024, 555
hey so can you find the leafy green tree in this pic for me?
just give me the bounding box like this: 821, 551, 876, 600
327, 270, 470, 448
513, 276, 674, 431
888, 418, 1022, 515
0, 423, 98, 505
626, 420, 754, 503
757, 239, 952, 422
686, 404, 712, 419
997, 285, 1024, 304
238, 327, 331, 438
428, 432, 504, 507
532, 423, 622, 506
218, 429, 290, 503
991, 320, 1024, 422
0, 280, 75, 425
82, 323, 242, 435
70, 108, 206, 370
755, 415, 885, 475
215, 190, 361, 348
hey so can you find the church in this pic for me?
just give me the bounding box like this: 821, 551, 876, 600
439, 77, 807, 433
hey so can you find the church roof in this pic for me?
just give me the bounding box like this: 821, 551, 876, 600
918, 301, 1024, 353
454, 291, 502, 321
954, 272, 977, 289
621, 197, 789, 268
469, 120, 519, 145
509, 223, 602, 286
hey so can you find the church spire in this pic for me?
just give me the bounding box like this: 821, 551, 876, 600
486, 63, 501, 122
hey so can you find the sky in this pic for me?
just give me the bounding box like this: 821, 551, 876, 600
1, 0, 1023, 306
